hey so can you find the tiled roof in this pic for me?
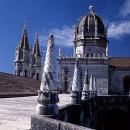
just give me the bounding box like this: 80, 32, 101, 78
0, 72, 40, 97
110, 57, 130, 68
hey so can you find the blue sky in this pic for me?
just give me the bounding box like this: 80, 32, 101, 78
0, 0, 130, 73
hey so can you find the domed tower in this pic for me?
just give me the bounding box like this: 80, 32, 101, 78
58, 6, 109, 95
74, 5, 108, 57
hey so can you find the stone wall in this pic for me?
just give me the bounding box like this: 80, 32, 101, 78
109, 67, 130, 94
58, 57, 109, 95
58, 96, 130, 130
31, 115, 94, 130
31, 96, 130, 130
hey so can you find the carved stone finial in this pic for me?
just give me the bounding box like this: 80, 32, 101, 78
106, 42, 109, 56
82, 70, 89, 101
89, 5, 93, 12
58, 48, 62, 58
89, 74, 93, 91
71, 59, 81, 104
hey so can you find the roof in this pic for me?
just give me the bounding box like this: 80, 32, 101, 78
76, 10, 106, 38
74, 7, 107, 47
0, 72, 40, 97
110, 57, 130, 68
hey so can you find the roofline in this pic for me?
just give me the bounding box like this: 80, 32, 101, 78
0, 72, 39, 80
110, 57, 130, 59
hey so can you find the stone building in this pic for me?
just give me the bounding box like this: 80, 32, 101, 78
14, 23, 42, 80
58, 6, 130, 95
31, 6, 130, 130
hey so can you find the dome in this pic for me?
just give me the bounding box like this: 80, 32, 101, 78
75, 6, 107, 39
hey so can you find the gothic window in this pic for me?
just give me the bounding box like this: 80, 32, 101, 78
32, 73, 35, 79
19, 50, 23, 59
19, 70, 22, 76
24, 70, 27, 77
123, 76, 130, 95
36, 73, 39, 80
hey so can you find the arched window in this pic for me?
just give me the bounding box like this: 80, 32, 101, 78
24, 70, 27, 77
32, 73, 35, 79
36, 73, 39, 80
19, 70, 22, 76
123, 76, 130, 95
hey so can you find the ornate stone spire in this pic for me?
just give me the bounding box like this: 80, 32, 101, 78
71, 59, 81, 104
71, 59, 81, 92
14, 21, 31, 77
83, 70, 89, 92
93, 76, 97, 97
40, 34, 57, 91
58, 48, 62, 58
36, 34, 59, 116
106, 42, 109, 56
93, 76, 96, 91
89, 74, 93, 91
82, 70, 89, 101
33, 33, 41, 57
19, 21, 30, 50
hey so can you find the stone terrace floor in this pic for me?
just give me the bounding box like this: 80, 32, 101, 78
0, 94, 71, 130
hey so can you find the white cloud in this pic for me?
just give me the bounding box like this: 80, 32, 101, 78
120, 0, 130, 17
39, 26, 74, 47
108, 21, 130, 39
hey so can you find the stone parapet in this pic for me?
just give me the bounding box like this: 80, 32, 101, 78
31, 115, 94, 130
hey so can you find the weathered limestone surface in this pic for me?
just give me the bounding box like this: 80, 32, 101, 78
31, 115, 94, 130
110, 69, 130, 94
58, 58, 109, 95
0, 94, 71, 130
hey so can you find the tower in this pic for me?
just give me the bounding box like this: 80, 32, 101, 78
14, 22, 32, 77
14, 23, 42, 80
32, 33, 42, 80
74, 5, 107, 58
58, 5, 109, 95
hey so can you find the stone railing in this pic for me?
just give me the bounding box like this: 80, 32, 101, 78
31, 95, 130, 130
58, 53, 109, 60
31, 115, 94, 130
